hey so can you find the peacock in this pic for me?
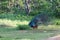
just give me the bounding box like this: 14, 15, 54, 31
29, 12, 52, 29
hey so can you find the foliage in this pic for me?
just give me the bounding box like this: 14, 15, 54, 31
16, 25, 31, 30
0, 0, 60, 18
0, 13, 33, 21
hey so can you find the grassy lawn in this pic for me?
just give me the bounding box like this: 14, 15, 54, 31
0, 19, 60, 40
0, 21, 60, 40
0, 13, 60, 40
0, 19, 29, 27
0, 27, 60, 40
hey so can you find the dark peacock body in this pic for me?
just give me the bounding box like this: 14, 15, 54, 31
29, 13, 52, 29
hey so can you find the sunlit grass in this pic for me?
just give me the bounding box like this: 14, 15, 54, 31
0, 19, 29, 27
0, 18, 60, 30
0, 19, 60, 40
38, 25, 60, 30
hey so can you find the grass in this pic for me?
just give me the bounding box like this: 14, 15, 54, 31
0, 27, 60, 40
0, 19, 29, 27
0, 19, 60, 40
0, 13, 60, 40
16, 25, 31, 30
38, 25, 60, 30
0, 18, 60, 30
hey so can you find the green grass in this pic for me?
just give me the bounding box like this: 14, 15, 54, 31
16, 25, 31, 30
0, 19, 60, 30
0, 19, 29, 27
0, 13, 60, 40
0, 27, 60, 40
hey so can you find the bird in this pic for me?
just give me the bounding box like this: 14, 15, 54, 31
29, 12, 52, 29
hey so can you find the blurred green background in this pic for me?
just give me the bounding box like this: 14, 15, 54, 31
0, 0, 60, 40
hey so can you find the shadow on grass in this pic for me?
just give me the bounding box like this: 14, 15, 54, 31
16, 25, 31, 30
